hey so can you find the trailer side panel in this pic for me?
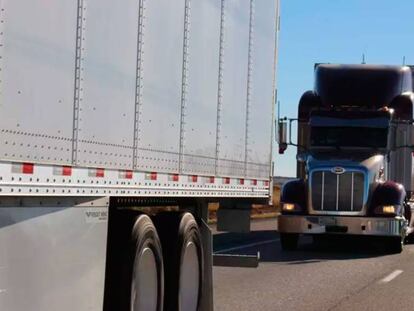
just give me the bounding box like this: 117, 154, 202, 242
217, 0, 251, 178
0, 0, 77, 165
75, 0, 139, 169
182, 0, 221, 176
246, 0, 279, 179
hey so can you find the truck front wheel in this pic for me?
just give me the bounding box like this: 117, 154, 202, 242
385, 236, 404, 254
280, 233, 299, 251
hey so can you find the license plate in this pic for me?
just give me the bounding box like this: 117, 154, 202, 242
319, 217, 337, 226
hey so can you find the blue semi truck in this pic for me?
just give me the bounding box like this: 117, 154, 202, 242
278, 64, 414, 253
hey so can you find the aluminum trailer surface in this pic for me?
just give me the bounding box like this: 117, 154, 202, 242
0, 0, 277, 196
0, 0, 280, 310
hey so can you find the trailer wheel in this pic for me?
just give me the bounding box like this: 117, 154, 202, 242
154, 212, 204, 311
115, 214, 164, 311
280, 233, 299, 251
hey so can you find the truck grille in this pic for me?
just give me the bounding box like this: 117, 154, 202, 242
311, 170, 365, 212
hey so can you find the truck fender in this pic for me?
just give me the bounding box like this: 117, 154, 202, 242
369, 181, 406, 215
280, 179, 307, 212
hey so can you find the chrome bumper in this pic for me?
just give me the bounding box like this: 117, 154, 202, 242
278, 215, 407, 237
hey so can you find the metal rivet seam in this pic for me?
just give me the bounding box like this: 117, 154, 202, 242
133, 0, 146, 169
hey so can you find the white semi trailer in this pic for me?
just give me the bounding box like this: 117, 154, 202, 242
0, 0, 280, 310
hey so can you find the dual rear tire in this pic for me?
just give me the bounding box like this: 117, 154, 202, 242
129, 215, 164, 311
154, 213, 204, 311
113, 212, 204, 311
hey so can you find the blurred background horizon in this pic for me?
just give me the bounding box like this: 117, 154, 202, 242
275, 0, 414, 177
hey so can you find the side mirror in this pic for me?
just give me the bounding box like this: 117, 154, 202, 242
278, 120, 288, 154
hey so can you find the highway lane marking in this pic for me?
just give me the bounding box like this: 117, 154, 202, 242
215, 238, 279, 254
379, 270, 403, 283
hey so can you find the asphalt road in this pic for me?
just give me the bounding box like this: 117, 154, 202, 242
212, 218, 414, 311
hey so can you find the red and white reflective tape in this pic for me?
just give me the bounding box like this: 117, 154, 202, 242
53, 166, 72, 176
189, 175, 198, 183
7, 162, 269, 191
169, 174, 179, 182
12, 163, 34, 174
89, 168, 105, 178
119, 170, 133, 179
207, 176, 215, 183
145, 172, 157, 181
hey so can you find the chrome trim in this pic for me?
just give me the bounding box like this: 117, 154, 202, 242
278, 215, 406, 237
331, 166, 346, 174
308, 167, 369, 216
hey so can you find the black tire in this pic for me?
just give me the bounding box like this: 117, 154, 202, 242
280, 233, 299, 251
312, 235, 326, 249
404, 202, 413, 244
405, 233, 414, 244
154, 212, 204, 311
116, 214, 164, 311
386, 236, 404, 254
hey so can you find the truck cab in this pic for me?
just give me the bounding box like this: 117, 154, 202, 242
278, 64, 414, 252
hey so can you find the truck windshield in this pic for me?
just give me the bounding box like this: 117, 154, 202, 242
310, 126, 388, 149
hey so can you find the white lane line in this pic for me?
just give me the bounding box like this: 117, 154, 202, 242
215, 238, 279, 254
379, 270, 403, 283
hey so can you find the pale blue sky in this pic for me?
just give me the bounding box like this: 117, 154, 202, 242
275, 0, 414, 177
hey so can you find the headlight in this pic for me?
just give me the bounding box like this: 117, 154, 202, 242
283, 203, 296, 211
374, 205, 400, 216
382, 205, 395, 214
282, 203, 303, 213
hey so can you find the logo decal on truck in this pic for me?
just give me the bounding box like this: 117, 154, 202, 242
85, 209, 108, 223
331, 167, 346, 174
